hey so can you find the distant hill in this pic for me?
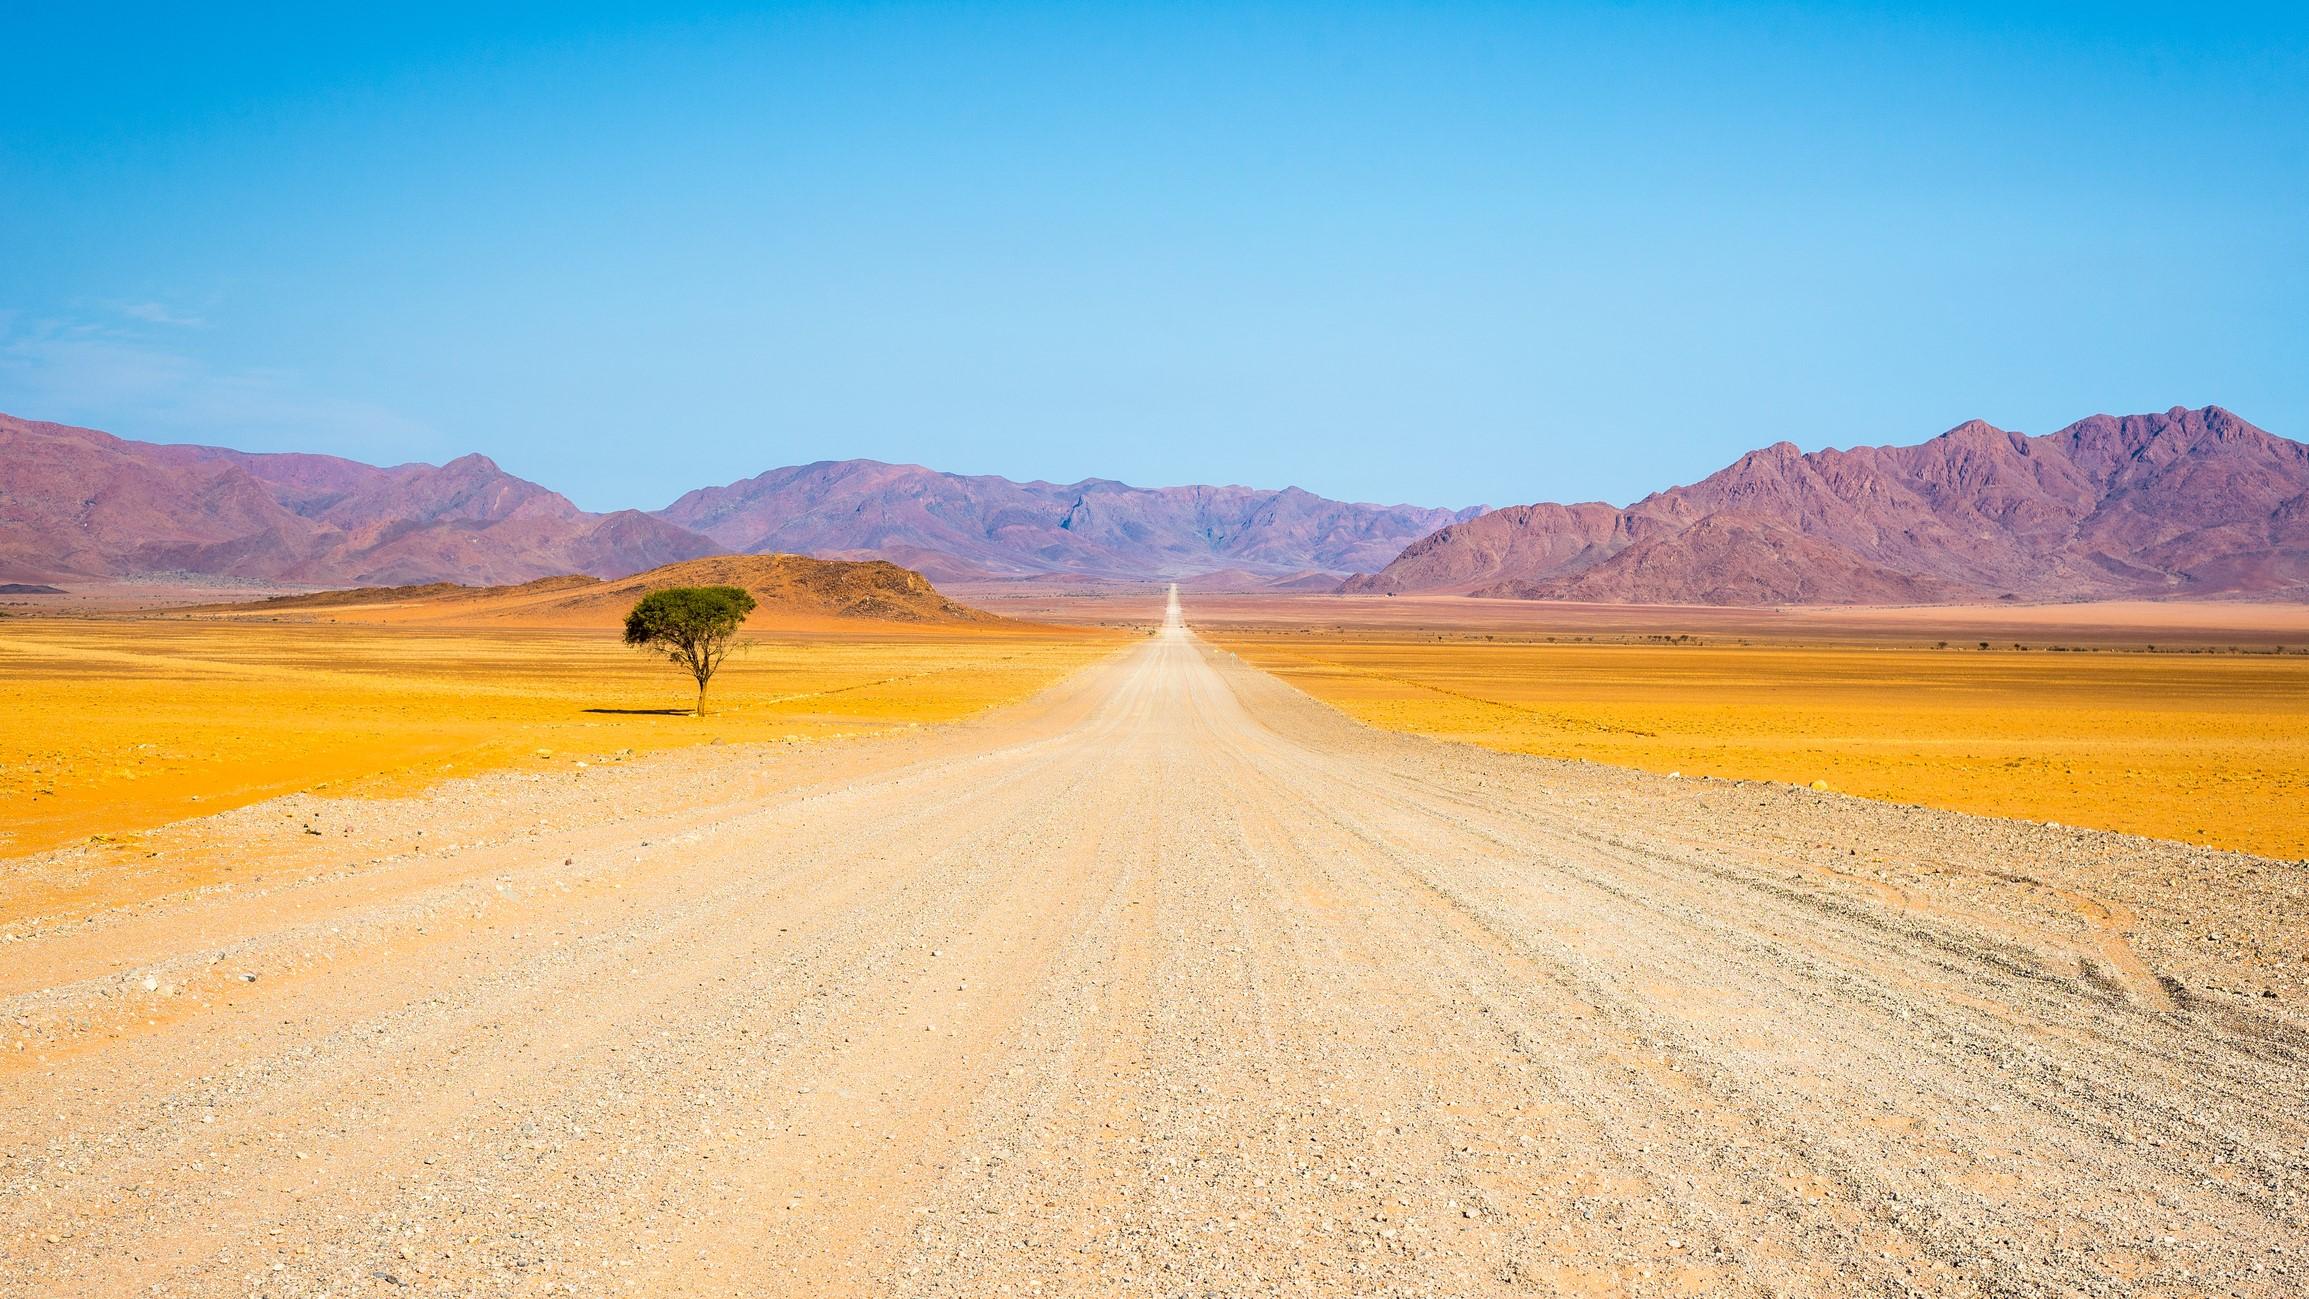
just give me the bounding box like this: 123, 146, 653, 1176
219, 553, 997, 628
0, 414, 714, 586
1348, 406, 2309, 604
655, 459, 1483, 583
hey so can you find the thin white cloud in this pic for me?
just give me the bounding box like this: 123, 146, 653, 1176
118, 301, 209, 328
0, 316, 436, 458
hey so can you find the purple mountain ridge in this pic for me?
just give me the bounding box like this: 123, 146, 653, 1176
7, 405, 2302, 602
1344, 406, 2309, 604
654, 458, 1484, 583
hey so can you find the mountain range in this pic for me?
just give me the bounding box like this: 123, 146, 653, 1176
0, 413, 1473, 589
656, 459, 1481, 583
1348, 406, 2309, 603
5, 405, 2305, 603
0, 414, 714, 587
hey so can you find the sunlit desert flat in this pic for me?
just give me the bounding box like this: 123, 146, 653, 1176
0, 610, 1117, 869
1204, 609, 2309, 861
984, 590, 2309, 858
1, 592, 2302, 1297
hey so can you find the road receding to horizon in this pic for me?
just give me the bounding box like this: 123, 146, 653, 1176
2, 591, 2302, 1296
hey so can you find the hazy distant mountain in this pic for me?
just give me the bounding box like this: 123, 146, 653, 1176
0, 415, 1479, 589
1347, 406, 2309, 603
12, 405, 2301, 603
655, 459, 1484, 583
0, 414, 715, 586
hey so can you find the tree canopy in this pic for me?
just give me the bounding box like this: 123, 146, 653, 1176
623, 585, 758, 713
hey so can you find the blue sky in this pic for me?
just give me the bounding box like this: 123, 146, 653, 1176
3, 2, 2303, 511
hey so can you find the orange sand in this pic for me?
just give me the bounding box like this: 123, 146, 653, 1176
1211, 631, 2309, 860
1153, 592, 2309, 648
0, 616, 1120, 859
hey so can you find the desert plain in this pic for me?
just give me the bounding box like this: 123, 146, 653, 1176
1201, 602, 2309, 862
982, 588, 2309, 859
0, 609, 1117, 867
2, 588, 2304, 1297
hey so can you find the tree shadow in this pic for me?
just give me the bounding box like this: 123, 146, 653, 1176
582, 707, 696, 716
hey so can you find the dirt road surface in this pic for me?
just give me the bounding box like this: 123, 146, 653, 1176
4, 593, 2303, 1297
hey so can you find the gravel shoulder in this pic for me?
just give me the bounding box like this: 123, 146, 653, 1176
2, 606, 2302, 1297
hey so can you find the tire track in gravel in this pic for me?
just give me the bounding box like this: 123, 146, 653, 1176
1, 647, 1165, 1296
2, 596, 2301, 1298
1191, 638, 2301, 1291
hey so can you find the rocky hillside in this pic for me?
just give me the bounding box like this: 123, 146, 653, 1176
0, 415, 715, 586
562, 553, 995, 624
656, 459, 1482, 582
226, 553, 997, 627
1348, 406, 2309, 603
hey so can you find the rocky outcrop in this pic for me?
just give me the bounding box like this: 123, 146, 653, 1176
229, 552, 997, 626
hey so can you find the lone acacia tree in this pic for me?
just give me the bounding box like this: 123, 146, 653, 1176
623, 585, 758, 714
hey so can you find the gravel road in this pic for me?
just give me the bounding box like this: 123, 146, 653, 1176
3, 594, 2302, 1297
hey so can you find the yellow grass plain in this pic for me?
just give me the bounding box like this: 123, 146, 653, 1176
0, 615, 1123, 860
1212, 632, 2309, 860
